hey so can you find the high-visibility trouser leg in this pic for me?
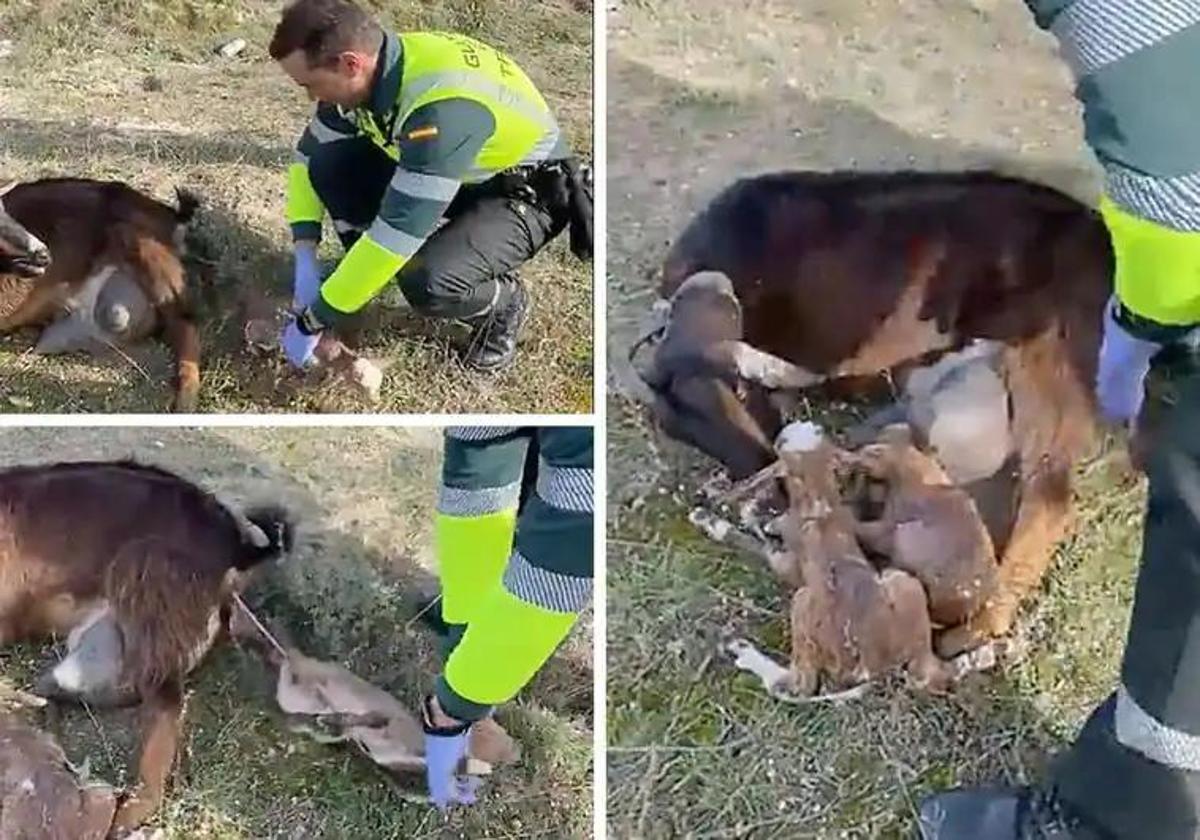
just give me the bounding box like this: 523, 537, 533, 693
1054, 368, 1200, 840
436, 426, 533, 663
306, 135, 395, 251
437, 426, 593, 723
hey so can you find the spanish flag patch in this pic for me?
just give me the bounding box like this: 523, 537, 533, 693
405, 126, 439, 141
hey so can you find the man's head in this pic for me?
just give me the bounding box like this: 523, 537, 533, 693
270, 0, 384, 107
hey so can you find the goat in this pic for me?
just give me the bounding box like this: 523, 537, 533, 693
0, 459, 294, 834
851, 424, 1000, 637
726, 422, 954, 701
637, 170, 1108, 654
0, 714, 118, 839
0, 178, 202, 411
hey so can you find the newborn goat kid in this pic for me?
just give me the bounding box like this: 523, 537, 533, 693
0, 714, 117, 840
633, 271, 826, 479
851, 424, 1000, 637
726, 422, 953, 700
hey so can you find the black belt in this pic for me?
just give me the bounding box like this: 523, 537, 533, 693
478, 158, 593, 260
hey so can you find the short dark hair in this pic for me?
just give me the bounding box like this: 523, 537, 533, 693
269, 0, 384, 67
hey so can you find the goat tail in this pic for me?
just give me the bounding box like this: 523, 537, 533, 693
173, 188, 201, 225
235, 505, 296, 570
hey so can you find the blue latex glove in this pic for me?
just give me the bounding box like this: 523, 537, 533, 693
424, 732, 481, 810
280, 318, 320, 369
422, 696, 482, 811
292, 241, 322, 311
1097, 296, 1161, 424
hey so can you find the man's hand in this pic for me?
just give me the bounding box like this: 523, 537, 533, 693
293, 240, 322, 311
422, 694, 481, 812
1097, 296, 1161, 424
281, 318, 320, 368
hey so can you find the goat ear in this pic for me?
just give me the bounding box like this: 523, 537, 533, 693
0, 181, 17, 198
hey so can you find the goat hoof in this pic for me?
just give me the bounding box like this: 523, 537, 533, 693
171, 386, 199, 413
720, 636, 753, 660
948, 641, 1002, 678
697, 470, 732, 504
688, 507, 731, 542
936, 624, 990, 659
349, 358, 383, 402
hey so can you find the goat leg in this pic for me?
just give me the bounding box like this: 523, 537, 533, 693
0, 281, 63, 333
722, 634, 818, 702
936, 467, 1071, 658
881, 569, 956, 693
312, 334, 383, 403
687, 506, 793, 581
786, 586, 820, 697
714, 459, 785, 507
110, 680, 185, 835
162, 306, 200, 413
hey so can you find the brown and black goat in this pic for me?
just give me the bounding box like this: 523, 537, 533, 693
0, 178, 202, 411
634, 170, 1109, 655
0, 459, 294, 834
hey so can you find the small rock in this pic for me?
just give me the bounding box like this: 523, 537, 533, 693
0, 40, 13, 59
142, 75, 164, 92
215, 37, 247, 58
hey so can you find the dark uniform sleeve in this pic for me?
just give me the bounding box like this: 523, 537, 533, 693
286, 103, 360, 242
312, 98, 497, 324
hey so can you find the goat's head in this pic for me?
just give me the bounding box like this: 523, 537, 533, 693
635, 271, 785, 479
652, 375, 780, 480
0, 181, 51, 277
777, 421, 846, 518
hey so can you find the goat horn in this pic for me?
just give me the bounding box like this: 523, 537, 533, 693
731, 342, 827, 390
0, 181, 17, 197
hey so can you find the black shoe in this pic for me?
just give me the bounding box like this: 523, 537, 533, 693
917, 786, 1110, 839
461, 275, 529, 373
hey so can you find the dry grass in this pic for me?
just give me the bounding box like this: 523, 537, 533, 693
0, 427, 593, 839
606, 1, 1143, 837
0, 0, 593, 414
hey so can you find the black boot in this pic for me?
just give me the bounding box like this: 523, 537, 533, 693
461, 274, 530, 373
916, 786, 1112, 839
